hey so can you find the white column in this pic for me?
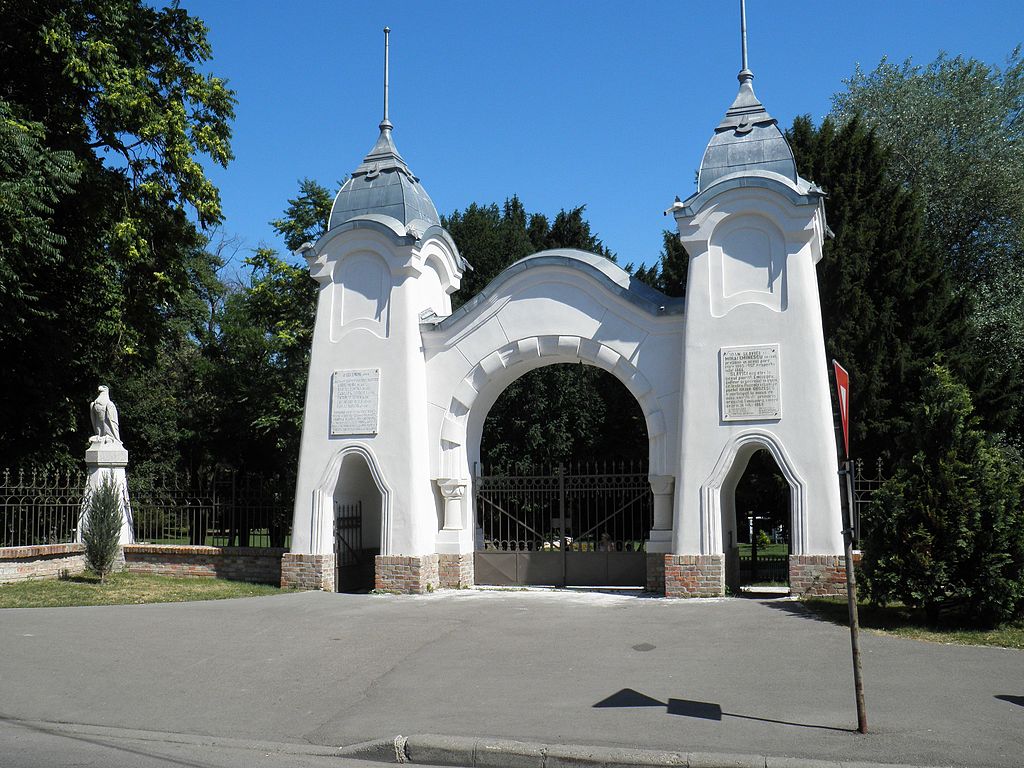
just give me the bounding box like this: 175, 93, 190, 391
440, 479, 466, 530
435, 478, 472, 554
647, 475, 674, 553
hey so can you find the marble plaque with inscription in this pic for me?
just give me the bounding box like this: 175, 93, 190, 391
720, 345, 781, 421
330, 369, 380, 435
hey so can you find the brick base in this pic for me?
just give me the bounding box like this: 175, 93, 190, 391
664, 554, 725, 598
789, 554, 848, 597
438, 553, 473, 588
375, 554, 439, 594
281, 553, 335, 591
646, 553, 666, 593
123, 545, 285, 584
0, 544, 86, 583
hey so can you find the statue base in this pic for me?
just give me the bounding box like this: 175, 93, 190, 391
82, 442, 133, 545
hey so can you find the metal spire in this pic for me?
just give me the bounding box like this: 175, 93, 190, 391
381, 26, 392, 131
738, 0, 753, 83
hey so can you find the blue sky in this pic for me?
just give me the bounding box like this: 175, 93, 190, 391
177, 1, 1024, 271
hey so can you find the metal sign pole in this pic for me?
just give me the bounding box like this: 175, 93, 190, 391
840, 459, 868, 733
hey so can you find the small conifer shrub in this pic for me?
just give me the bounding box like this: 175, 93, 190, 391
83, 476, 123, 582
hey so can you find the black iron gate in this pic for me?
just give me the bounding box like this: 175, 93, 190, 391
335, 501, 374, 592
474, 463, 652, 587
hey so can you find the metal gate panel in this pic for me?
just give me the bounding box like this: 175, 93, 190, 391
474, 552, 518, 586
605, 552, 646, 586
336, 501, 375, 592
517, 552, 563, 585
475, 463, 652, 588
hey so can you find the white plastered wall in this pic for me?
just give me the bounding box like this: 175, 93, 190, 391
290, 219, 463, 558
672, 180, 844, 557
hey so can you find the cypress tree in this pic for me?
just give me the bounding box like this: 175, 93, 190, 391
787, 115, 972, 464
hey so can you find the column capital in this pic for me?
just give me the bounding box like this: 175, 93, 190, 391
437, 478, 467, 500
648, 475, 675, 496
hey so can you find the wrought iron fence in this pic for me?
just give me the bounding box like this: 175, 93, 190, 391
1, 467, 293, 550
0, 468, 87, 547
738, 553, 789, 584
130, 471, 292, 548
475, 461, 652, 553
852, 458, 886, 545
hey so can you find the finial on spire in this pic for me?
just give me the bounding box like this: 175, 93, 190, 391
381, 26, 392, 131
738, 0, 753, 84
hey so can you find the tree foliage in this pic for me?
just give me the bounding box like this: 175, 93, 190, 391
0, 0, 235, 467
833, 49, 1024, 281
831, 48, 1024, 445
860, 365, 1024, 627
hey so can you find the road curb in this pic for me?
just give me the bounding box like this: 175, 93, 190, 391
336, 734, 949, 768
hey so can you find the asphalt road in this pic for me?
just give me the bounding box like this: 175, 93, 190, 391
0, 589, 1021, 767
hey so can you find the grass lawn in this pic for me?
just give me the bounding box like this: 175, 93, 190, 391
737, 543, 789, 557
801, 597, 1024, 650
0, 572, 284, 609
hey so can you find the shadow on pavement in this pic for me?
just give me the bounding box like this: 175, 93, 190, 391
995, 694, 1024, 708
593, 688, 853, 733
759, 598, 837, 624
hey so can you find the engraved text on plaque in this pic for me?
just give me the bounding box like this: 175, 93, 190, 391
330, 369, 380, 435
721, 345, 781, 421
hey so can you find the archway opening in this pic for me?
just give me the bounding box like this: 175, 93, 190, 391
474, 363, 652, 587
480, 363, 648, 472
727, 448, 791, 591
332, 452, 382, 592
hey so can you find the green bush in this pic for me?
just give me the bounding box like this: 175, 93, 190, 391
861, 365, 1024, 627
755, 529, 772, 550
83, 476, 123, 582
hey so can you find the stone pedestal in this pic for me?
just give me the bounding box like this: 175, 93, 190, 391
82, 442, 134, 546
281, 552, 335, 591
664, 554, 725, 598
789, 555, 847, 597
438, 552, 474, 588
375, 554, 439, 594
645, 552, 666, 594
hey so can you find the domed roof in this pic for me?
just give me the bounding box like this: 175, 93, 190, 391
328, 121, 440, 232
697, 70, 798, 192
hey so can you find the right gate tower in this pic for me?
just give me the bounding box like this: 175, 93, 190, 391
666, 9, 845, 598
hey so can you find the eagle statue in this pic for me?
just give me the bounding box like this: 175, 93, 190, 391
89, 385, 121, 444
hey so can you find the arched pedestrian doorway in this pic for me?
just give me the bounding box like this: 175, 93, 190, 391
705, 431, 804, 592
731, 449, 790, 590
331, 450, 385, 592
473, 363, 652, 587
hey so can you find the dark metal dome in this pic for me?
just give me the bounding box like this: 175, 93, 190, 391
328, 124, 440, 231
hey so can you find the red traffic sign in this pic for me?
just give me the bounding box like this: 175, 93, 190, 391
833, 360, 850, 459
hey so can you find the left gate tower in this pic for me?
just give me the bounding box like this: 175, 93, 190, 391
284, 28, 466, 592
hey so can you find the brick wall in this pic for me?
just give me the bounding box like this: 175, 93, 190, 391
375, 554, 440, 594
789, 554, 848, 597
664, 554, 725, 598
280, 553, 335, 591
123, 545, 285, 585
646, 552, 666, 594
0, 544, 86, 583
438, 553, 473, 588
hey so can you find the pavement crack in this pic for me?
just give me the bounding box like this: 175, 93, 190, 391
303, 615, 468, 745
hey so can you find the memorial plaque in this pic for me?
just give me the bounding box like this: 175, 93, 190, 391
721, 345, 781, 421
330, 369, 380, 435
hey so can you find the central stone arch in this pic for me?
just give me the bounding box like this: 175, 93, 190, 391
420, 249, 685, 578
